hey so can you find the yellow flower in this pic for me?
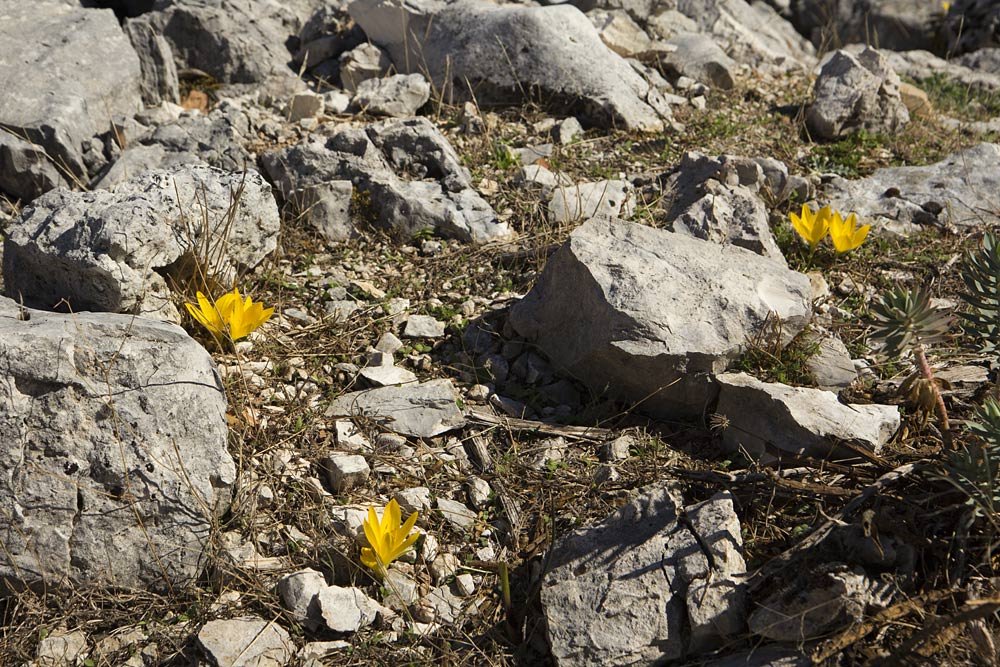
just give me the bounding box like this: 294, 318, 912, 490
828, 210, 869, 254
185, 288, 273, 341
361, 499, 421, 574
789, 204, 832, 249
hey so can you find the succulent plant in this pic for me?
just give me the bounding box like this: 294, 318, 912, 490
959, 231, 1000, 356
870, 285, 952, 358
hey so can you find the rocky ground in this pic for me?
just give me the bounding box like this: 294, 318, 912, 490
4, 0, 1000, 666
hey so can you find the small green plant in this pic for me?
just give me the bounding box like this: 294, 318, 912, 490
808, 129, 887, 178
491, 144, 519, 170
959, 231, 1000, 358
870, 285, 954, 447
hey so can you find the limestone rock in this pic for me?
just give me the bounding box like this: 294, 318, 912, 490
4, 164, 280, 321
0, 3, 143, 190
548, 180, 636, 224
316, 585, 387, 633
807, 48, 909, 140
543, 487, 746, 666
0, 131, 69, 202
123, 18, 181, 106
715, 372, 899, 459
326, 379, 466, 438
660, 32, 738, 90
0, 296, 235, 591
664, 152, 785, 262
197, 617, 294, 667
340, 43, 393, 92
353, 74, 432, 117
262, 117, 509, 243
509, 218, 812, 419
349, 0, 669, 131
823, 143, 1000, 236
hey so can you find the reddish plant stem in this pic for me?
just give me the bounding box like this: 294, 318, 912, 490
914, 344, 953, 449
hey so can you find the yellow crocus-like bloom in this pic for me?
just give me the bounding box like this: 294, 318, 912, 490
185, 288, 273, 341
789, 204, 832, 249
828, 210, 870, 254
361, 499, 421, 574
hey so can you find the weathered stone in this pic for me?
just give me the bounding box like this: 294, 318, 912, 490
323, 453, 371, 492
0, 3, 143, 188
288, 92, 325, 122
327, 379, 466, 438
96, 102, 255, 189
664, 152, 785, 262
0, 131, 69, 202
353, 74, 432, 117
0, 296, 235, 591
945, 0, 1000, 55
197, 617, 294, 667
807, 48, 909, 140
340, 43, 393, 92
880, 48, 1000, 93
4, 164, 279, 321
823, 143, 1000, 236
316, 585, 386, 633
715, 372, 899, 459
123, 18, 181, 106
436, 497, 477, 530
262, 118, 509, 243
804, 330, 858, 390
350, 0, 669, 131
588, 9, 652, 57
277, 568, 327, 630
131, 0, 302, 85
404, 314, 446, 338
542, 487, 746, 666
790, 0, 940, 52
750, 566, 895, 641
509, 218, 812, 419
394, 487, 433, 515
660, 32, 737, 90
548, 180, 636, 223
36, 630, 88, 667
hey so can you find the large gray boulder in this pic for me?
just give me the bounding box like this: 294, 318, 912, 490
945, 0, 1000, 55
823, 142, 1000, 236
0, 3, 143, 196
348, 0, 670, 131
807, 48, 910, 141
262, 117, 510, 243
123, 18, 181, 107
509, 218, 812, 419
790, 0, 941, 52
3, 164, 280, 321
543, 487, 747, 666
128, 0, 303, 85
0, 295, 235, 591
672, 0, 815, 71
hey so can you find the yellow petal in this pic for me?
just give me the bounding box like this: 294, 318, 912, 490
364, 507, 382, 552
388, 529, 421, 563
395, 510, 419, 544
385, 499, 401, 534
361, 546, 379, 570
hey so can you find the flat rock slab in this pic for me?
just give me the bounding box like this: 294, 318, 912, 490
198, 617, 294, 667
542, 487, 746, 666
262, 117, 509, 243
824, 142, 1000, 236
715, 372, 899, 459
509, 218, 812, 419
3, 164, 280, 321
0, 3, 143, 191
326, 379, 466, 438
349, 0, 669, 131
0, 296, 235, 591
